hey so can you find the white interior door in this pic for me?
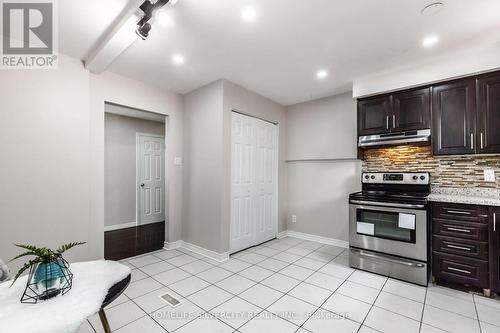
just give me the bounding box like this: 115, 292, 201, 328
137, 134, 165, 225
230, 113, 278, 253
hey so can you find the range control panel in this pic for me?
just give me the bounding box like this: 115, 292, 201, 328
362, 172, 430, 185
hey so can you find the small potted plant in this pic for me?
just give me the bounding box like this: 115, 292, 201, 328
10, 242, 85, 303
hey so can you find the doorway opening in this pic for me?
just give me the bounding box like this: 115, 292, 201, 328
104, 102, 167, 260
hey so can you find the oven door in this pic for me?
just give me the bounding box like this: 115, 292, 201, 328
349, 201, 427, 261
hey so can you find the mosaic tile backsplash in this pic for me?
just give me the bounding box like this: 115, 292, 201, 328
362, 145, 500, 189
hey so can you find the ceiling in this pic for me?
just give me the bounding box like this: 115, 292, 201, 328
60, 0, 500, 106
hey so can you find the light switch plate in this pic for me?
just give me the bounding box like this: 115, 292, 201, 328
291, 215, 297, 223
484, 169, 495, 182
174, 157, 182, 166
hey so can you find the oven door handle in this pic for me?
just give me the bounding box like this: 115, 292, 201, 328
350, 248, 425, 268
350, 200, 425, 209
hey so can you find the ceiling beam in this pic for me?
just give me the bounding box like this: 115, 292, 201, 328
84, 0, 143, 74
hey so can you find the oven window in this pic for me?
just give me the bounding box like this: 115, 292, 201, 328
356, 209, 416, 243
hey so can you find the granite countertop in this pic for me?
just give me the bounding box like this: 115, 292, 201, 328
428, 187, 500, 206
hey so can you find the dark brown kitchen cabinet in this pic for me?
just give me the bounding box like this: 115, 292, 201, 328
477, 73, 500, 154
392, 87, 431, 132
489, 206, 500, 293
432, 80, 477, 155
358, 95, 392, 135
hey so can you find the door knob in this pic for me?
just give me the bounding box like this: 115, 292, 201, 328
140, 183, 145, 187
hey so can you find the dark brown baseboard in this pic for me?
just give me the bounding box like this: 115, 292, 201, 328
104, 221, 165, 261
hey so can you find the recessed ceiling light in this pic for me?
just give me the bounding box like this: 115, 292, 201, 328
316, 70, 328, 79
169, 0, 179, 5
172, 54, 184, 64
422, 35, 439, 47
241, 6, 257, 22
157, 11, 174, 27
421, 2, 444, 16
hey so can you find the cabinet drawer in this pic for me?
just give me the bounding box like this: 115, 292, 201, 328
432, 202, 488, 223
433, 252, 489, 288
433, 235, 488, 260
433, 218, 488, 241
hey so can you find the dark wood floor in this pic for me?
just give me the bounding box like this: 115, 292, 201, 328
104, 221, 165, 260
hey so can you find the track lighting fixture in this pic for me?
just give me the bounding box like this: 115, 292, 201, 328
135, 0, 175, 40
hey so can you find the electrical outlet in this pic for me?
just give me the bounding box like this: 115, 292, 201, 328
484, 169, 496, 182
174, 157, 182, 166
291, 215, 297, 223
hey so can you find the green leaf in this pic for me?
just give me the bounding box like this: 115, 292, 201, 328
9, 251, 38, 262
55, 242, 86, 254
10, 258, 41, 287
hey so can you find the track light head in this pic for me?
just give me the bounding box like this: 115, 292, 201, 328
136, 22, 152, 40
135, 0, 172, 40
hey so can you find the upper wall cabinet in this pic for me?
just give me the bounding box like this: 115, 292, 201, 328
358, 96, 392, 135
358, 88, 431, 136
477, 72, 500, 154
432, 80, 476, 155
392, 88, 431, 132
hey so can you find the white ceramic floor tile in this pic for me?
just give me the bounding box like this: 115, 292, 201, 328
273, 252, 302, 264
358, 326, 381, 333
239, 284, 284, 309
153, 267, 191, 286
252, 246, 282, 257
285, 246, 313, 257
422, 305, 481, 333
480, 321, 500, 333
89, 301, 146, 333
179, 259, 214, 275
114, 315, 165, 333
105, 293, 129, 309
202, 257, 225, 266
280, 237, 303, 245
218, 259, 252, 273
426, 284, 473, 302
364, 306, 420, 333
375, 291, 423, 321
336, 281, 380, 304
294, 257, 325, 271
239, 311, 299, 333
348, 270, 387, 290
305, 272, 344, 291
322, 293, 372, 324
168, 276, 211, 297
153, 249, 182, 260
332, 252, 349, 266
238, 253, 268, 264
297, 241, 324, 251
419, 324, 449, 333
382, 278, 426, 303
279, 264, 315, 280
426, 289, 477, 318
318, 262, 355, 280
210, 297, 262, 329
316, 245, 345, 256
267, 242, 293, 251
216, 274, 256, 294
124, 277, 163, 299
268, 295, 317, 326
175, 314, 234, 333
76, 321, 95, 333
188, 285, 233, 311
127, 254, 162, 268
289, 282, 332, 306
152, 300, 204, 332
261, 273, 301, 293
305, 251, 337, 263
257, 258, 289, 272
475, 301, 500, 327
197, 266, 234, 283
139, 261, 174, 276
238, 265, 275, 282
130, 269, 148, 283
167, 254, 199, 266
134, 287, 182, 313
303, 309, 361, 333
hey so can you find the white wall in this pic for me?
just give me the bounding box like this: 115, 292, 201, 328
104, 113, 165, 227
182, 80, 225, 252
285, 92, 361, 242
353, 44, 500, 98
0, 55, 91, 270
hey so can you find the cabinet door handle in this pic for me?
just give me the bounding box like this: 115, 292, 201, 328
446, 210, 471, 215
386, 116, 389, 129
448, 267, 471, 275
392, 115, 396, 128
494, 213, 497, 232
446, 244, 471, 251
446, 227, 471, 233
480, 133, 484, 149
471, 133, 474, 150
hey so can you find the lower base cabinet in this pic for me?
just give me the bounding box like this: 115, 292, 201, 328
432, 202, 500, 295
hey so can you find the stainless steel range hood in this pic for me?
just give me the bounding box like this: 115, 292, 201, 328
358, 129, 431, 148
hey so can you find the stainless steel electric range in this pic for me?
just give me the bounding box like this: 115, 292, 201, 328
349, 172, 431, 286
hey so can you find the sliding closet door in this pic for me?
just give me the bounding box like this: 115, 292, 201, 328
230, 112, 278, 253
